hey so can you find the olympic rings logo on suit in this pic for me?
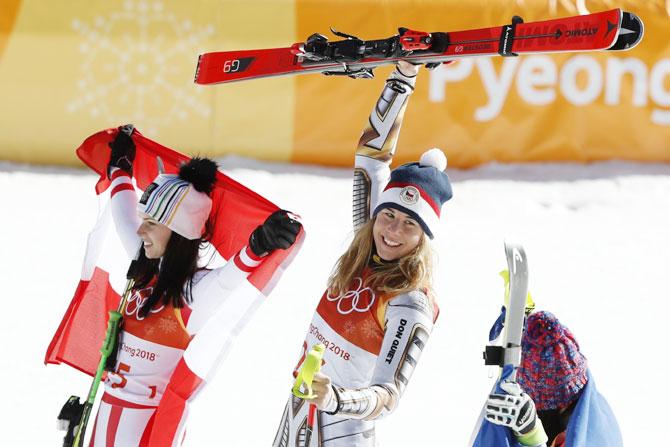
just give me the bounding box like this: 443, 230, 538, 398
326, 277, 376, 315
124, 287, 165, 320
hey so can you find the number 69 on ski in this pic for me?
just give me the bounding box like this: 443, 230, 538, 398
194, 8, 643, 85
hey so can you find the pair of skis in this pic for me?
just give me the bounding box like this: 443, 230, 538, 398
194, 8, 643, 85
468, 242, 530, 446
486, 242, 529, 382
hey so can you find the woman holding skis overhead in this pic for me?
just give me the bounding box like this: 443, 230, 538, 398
272, 61, 453, 446
84, 131, 302, 446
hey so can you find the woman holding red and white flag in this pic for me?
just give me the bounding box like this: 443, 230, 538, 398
47, 126, 303, 446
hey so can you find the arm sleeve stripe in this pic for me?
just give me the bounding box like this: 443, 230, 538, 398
233, 254, 255, 273
111, 183, 135, 197
243, 245, 263, 264
413, 335, 426, 350
397, 372, 409, 386
404, 354, 417, 367
110, 168, 131, 181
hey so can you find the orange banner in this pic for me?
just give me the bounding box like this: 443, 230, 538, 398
293, 0, 670, 168
0, 1, 668, 168
0, 0, 296, 166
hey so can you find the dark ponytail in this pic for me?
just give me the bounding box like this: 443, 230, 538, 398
133, 232, 201, 318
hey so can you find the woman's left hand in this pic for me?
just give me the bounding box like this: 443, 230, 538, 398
249, 210, 302, 257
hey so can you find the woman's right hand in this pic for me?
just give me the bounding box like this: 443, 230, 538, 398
108, 124, 136, 178
396, 60, 420, 77
307, 372, 338, 413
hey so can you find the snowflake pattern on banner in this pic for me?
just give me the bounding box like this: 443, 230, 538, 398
359, 319, 380, 341
66, 0, 214, 136
342, 320, 356, 338
158, 315, 178, 334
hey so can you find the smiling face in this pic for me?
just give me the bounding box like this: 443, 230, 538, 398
372, 208, 424, 261
137, 215, 173, 259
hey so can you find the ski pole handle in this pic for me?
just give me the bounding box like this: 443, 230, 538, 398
89, 310, 122, 402
296, 344, 324, 447
100, 308, 124, 373
101, 311, 122, 357
292, 344, 325, 399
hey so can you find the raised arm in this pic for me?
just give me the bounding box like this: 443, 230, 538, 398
352, 62, 419, 231
146, 210, 301, 445
107, 126, 142, 259
185, 210, 302, 334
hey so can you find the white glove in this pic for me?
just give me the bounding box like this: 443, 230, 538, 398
305, 372, 338, 413
485, 380, 538, 435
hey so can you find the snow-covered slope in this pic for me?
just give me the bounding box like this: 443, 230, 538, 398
2, 158, 668, 446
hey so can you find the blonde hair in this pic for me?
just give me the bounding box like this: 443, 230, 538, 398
327, 219, 434, 297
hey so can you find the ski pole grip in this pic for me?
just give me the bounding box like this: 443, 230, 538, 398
101, 311, 122, 356
292, 344, 325, 399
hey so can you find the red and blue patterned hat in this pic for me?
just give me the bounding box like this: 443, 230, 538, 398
517, 311, 588, 411
373, 149, 453, 239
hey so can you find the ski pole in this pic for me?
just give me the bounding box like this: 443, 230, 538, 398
306, 404, 317, 446
292, 344, 325, 446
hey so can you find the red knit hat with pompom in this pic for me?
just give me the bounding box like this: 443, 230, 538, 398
517, 311, 588, 410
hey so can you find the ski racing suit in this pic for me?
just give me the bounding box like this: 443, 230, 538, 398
273, 67, 437, 447
89, 168, 267, 446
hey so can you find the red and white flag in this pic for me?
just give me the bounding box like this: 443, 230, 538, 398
45, 127, 303, 377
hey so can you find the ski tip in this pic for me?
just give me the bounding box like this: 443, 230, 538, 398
608, 11, 644, 51
503, 240, 523, 253
503, 240, 527, 275
194, 54, 203, 84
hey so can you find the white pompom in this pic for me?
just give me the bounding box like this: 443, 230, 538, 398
419, 148, 447, 171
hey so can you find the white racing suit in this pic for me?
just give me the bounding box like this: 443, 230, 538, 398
90, 169, 266, 446
273, 67, 438, 447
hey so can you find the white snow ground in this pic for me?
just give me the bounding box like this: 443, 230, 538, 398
1, 157, 668, 446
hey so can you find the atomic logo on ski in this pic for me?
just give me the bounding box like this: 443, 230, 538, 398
565, 26, 599, 38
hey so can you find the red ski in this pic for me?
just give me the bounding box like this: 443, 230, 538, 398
195, 9, 642, 85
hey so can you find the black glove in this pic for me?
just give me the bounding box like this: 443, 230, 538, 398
107, 124, 136, 178
57, 395, 85, 445
249, 210, 302, 257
